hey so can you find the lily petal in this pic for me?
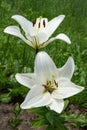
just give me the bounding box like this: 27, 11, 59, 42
30, 32, 49, 48
15, 73, 36, 88
52, 78, 84, 99
45, 15, 65, 38
21, 85, 51, 109
37, 32, 49, 44
49, 99, 64, 113
4, 26, 33, 47
56, 33, 71, 44
4, 26, 27, 41
43, 33, 71, 47
12, 15, 34, 36
35, 52, 57, 84
58, 57, 75, 79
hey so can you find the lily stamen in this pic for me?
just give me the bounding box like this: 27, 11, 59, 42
42, 78, 58, 94
43, 20, 46, 27
33, 19, 36, 26
38, 22, 40, 28
54, 80, 58, 87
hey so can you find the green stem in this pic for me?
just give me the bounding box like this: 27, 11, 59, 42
36, 48, 39, 54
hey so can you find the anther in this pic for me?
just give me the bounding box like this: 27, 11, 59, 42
38, 22, 40, 28
42, 84, 47, 88
33, 19, 36, 26
54, 80, 58, 87
43, 20, 46, 27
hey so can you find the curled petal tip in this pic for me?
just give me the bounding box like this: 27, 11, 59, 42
68, 56, 75, 70
68, 38, 71, 44
4, 27, 12, 34
4, 27, 9, 33
81, 86, 85, 91
3, 28, 6, 33
56, 33, 71, 44
57, 15, 65, 20
20, 103, 25, 109
11, 14, 19, 19
68, 56, 74, 61
15, 73, 19, 80
11, 15, 14, 18
60, 14, 65, 18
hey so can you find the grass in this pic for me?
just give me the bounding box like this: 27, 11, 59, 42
0, 0, 87, 128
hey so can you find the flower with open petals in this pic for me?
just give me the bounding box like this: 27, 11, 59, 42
4, 15, 71, 50
15, 52, 84, 113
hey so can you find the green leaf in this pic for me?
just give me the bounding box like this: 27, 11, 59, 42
54, 120, 68, 130
13, 103, 23, 117
61, 113, 87, 128
8, 118, 22, 129
46, 110, 68, 130
31, 118, 47, 129
46, 126, 55, 130
0, 93, 11, 103
63, 100, 69, 111
28, 107, 48, 116
46, 122, 68, 130
46, 112, 54, 125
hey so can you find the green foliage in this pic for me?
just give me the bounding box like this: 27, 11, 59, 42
69, 88, 87, 108
29, 107, 87, 129
8, 118, 22, 130
8, 103, 23, 130
28, 107, 68, 130
0, 93, 11, 103
61, 113, 87, 128
12, 102, 23, 116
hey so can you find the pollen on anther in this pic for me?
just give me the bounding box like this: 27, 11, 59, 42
33, 19, 36, 26
54, 80, 58, 87
38, 22, 40, 28
43, 20, 46, 27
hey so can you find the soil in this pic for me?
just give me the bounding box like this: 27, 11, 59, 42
0, 103, 44, 130
0, 103, 87, 130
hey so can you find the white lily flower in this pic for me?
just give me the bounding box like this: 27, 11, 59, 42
4, 15, 71, 50
15, 52, 84, 113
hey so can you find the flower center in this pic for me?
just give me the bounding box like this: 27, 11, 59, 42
43, 76, 58, 93
33, 16, 46, 28
31, 17, 48, 49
